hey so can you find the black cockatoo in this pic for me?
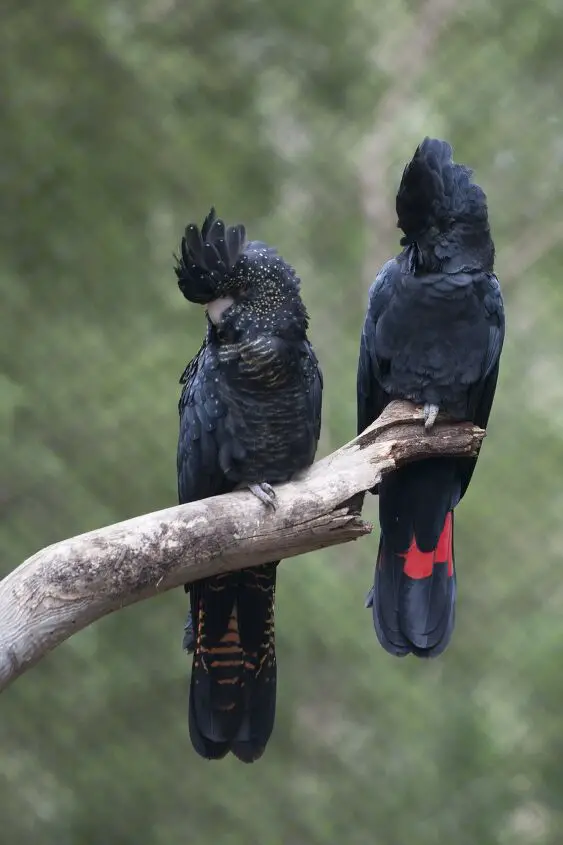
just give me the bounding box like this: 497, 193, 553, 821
357, 138, 505, 657
175, 209, 323, 760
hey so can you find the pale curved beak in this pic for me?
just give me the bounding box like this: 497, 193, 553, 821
206, 295, 235, 325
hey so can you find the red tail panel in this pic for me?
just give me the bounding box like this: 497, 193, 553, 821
401, 512, 453, 580
435, 512, 454, 576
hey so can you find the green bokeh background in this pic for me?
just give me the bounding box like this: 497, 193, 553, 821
2, 2, 562, 842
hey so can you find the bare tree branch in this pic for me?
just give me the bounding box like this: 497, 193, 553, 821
0, 400, 484, 693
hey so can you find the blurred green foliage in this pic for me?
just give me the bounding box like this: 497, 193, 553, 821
2, 0, 563, 842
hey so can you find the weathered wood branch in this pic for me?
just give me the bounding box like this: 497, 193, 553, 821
0, 400, 485, 692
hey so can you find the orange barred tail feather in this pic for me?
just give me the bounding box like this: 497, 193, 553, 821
231, 565, 277, 763
188, 576, 244, 760
188, 565, 277, 762
370, 512, 456, 658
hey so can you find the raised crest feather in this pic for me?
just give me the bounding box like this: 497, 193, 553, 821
396, 137, 488, 243
175, 207, 247, 304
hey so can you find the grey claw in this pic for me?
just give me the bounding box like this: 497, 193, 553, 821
183, 615, 195, 654
365, 586, 375, 609
423, 403, 439, 430
249, 482, 277, 510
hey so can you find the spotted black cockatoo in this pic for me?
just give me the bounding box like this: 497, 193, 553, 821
175, 209, 323, 760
